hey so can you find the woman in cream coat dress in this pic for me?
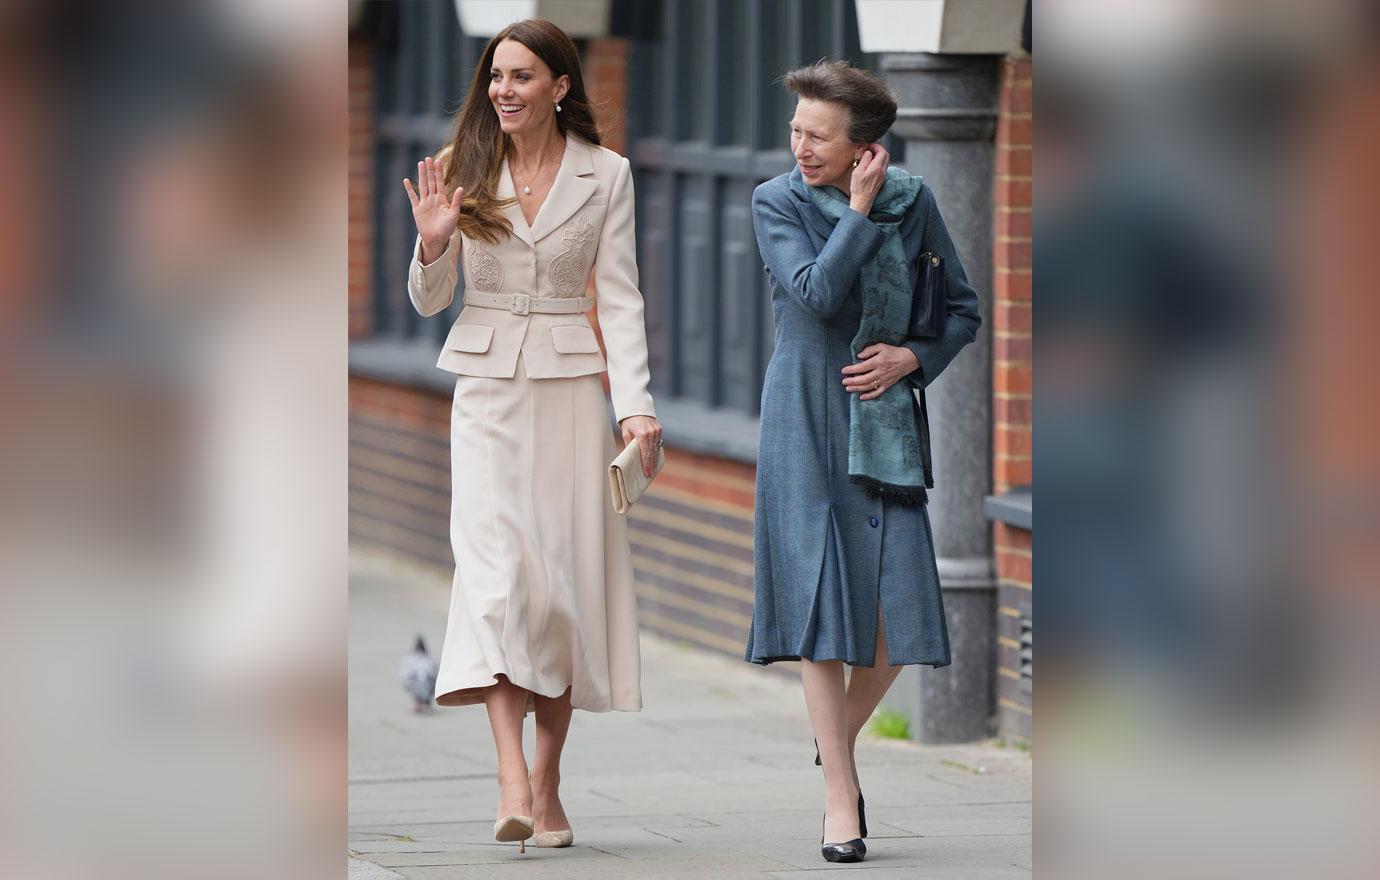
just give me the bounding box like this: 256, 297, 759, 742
402, 20, 662, 852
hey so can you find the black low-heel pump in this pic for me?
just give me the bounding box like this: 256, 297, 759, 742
814, 740, 867, 839
820, 812, 867, 863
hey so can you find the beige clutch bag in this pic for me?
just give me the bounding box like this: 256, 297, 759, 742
608, 437, 665, 515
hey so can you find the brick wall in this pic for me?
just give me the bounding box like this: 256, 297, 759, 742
994, 55, 1032, 494
349, 378, 452, 569
993, 55, 1033, 744
582, 38, 628, 157
627, 454, 756, 658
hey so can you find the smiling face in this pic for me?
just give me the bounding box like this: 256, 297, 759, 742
488, 39, 569, 137
790, 97, 861, 191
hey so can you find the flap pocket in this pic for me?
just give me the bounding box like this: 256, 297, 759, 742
444, 323, 494, 353
550, 324, 601, 354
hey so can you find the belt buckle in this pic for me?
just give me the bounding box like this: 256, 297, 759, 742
512, 293, 530, 316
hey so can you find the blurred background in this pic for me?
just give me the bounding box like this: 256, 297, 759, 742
1038, 1, 1380, 877
3, 0, 1378, 876
0, 0, 345, 877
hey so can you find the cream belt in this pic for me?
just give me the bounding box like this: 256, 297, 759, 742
463, 291, 593, 315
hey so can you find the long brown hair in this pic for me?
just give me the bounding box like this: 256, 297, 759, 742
439, 19, 602, 244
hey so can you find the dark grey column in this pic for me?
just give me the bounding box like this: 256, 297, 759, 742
883, 53, 999, 744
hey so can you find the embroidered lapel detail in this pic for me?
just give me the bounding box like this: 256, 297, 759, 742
548, 213, 597, 297
496, 156, 535, 249
466, 239, 504, 292
529, 136, 598, 244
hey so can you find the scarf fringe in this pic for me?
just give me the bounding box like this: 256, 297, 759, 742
850, 474, 929, 506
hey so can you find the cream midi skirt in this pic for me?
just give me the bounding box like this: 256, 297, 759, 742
434, 356, 642, 712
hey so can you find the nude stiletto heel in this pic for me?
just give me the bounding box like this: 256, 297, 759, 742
494, 815, 534, 853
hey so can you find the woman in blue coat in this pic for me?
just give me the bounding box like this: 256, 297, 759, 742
745, 61, 981, 864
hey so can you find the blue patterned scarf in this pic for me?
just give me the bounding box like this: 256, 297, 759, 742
806, 167, 927, 503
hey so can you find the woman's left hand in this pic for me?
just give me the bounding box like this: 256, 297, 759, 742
842, 344, 920, 401
619, 415, 664, 477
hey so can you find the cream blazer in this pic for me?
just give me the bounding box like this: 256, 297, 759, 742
407, 135, 655, 423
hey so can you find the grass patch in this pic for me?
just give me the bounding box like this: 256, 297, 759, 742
869, 705, 910, 740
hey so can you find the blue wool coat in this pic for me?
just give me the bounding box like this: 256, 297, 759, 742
745, 169, 981, 667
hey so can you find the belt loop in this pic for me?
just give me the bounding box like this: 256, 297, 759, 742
512, 293, 530, 316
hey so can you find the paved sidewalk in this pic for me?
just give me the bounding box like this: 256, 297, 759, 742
349, 551, 1031, 879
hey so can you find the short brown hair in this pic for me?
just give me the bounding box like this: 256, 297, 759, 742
783, 60, 897, 144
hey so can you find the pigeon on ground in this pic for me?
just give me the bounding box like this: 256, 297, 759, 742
399, 635, 439, 713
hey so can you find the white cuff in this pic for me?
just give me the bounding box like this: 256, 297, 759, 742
412, 235, 454, 286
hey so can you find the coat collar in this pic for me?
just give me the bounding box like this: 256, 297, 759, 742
787, 166, 837, 241
498, 135, 599, 248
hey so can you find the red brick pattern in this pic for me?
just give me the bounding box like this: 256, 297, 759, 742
349, 377, 453, 569
349, 37, 374, 340
656, 449, 757, 512
582, 38, 629, 157
350, 377, 451, 433
993, 56, 1032, 495
994, 522, 1032, 587
993, 55, 1033, 745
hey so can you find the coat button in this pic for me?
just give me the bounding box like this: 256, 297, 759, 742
868, 516, 879, 528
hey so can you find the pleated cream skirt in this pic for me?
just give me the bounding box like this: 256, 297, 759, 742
433, 355, 642, 712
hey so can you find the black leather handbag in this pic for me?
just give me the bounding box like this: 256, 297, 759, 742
907, 252, 945, 491
911, 252, 947, 339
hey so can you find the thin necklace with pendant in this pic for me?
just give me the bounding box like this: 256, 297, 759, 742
517, 142, 560, 196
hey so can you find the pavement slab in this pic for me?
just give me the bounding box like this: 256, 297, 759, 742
349, 550, 1031, 878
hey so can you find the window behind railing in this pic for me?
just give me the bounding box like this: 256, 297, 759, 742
624, 0, 893, 419
370, 0, 487, 348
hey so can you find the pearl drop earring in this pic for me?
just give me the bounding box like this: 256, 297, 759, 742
556, 102, 562, 113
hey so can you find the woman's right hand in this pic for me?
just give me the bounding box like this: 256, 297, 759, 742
403, 156, 463, 263
848, 143, 890, 216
